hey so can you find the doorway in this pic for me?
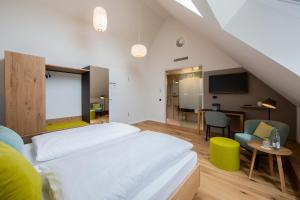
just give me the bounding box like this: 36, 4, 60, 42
166, 66, 203, 129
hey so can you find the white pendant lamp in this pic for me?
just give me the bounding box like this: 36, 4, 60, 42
93, 7, 107, 32
131, 6, 147, 58
131, 44, 147, 58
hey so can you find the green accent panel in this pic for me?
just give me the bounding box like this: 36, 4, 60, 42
0, 142, 42, 200
46, 120, 89, 132
210, 137, 240, 171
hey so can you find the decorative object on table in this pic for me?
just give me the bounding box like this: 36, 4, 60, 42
261, 98, 277, 120
262, 138, 271, 149
257, 100, 263, 107
205, 111, 231, 141
248, 140, 292, 192
93, 7, 108, 32
210, 137, 240, 171
234, 120, 289, 152
212, 103, 221, 111
271, 128, 281, 150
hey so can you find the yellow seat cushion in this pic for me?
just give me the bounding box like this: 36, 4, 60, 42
0, 142, 42, 200
253, 121, 274, 139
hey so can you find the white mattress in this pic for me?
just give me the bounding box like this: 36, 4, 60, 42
23, 144, 197, 200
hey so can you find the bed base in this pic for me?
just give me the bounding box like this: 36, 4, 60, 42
169, 162, 200, 200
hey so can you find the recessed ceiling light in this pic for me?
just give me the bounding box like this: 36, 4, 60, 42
174, 0, 203, 17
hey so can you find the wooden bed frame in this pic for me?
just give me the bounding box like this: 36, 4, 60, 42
170, 162, 200, 200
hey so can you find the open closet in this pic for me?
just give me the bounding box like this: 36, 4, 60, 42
4, 51, 109, 136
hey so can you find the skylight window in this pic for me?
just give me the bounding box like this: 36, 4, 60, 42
174, 0, 203, 17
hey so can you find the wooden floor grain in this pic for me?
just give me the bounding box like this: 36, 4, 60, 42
134, 121, 299, 200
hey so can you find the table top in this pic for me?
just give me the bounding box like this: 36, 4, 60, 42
248, 140, 292, 156
199, 109, 245, 115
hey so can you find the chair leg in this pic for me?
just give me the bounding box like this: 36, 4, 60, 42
222, 127, 225, 137
228, 126, 231, 138
209, 126, 211, 139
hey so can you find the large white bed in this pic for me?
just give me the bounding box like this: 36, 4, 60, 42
22, 123, 199, 200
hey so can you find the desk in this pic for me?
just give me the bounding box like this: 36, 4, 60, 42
197, 109, 245, 134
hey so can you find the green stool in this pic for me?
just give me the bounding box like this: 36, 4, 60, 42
210, 137, 240, 171
90, 109, 96, 120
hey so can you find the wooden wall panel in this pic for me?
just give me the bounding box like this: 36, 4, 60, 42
5, 51, 46, 136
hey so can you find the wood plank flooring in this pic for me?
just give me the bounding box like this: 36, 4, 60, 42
134, 121, 299, 200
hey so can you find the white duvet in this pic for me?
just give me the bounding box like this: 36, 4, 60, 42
39, 131, 193, 200
32, 122, 140, 161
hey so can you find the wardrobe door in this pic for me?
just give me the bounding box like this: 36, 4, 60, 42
5, 51, 46, 136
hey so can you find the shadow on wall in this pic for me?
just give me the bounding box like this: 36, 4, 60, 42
0, 59, 4, 125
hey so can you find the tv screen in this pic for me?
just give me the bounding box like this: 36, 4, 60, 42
209, 72, 248, 94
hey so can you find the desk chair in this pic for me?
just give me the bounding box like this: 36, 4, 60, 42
205, 111, 231, 141
92, 103, 103, 116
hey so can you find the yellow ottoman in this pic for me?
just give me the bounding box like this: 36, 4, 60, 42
90, 109, 96, 120
210, 137, 240, 171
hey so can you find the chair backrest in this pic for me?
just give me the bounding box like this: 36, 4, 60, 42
92, 103, 102, 109
244, 120, 289, 146
205, 111, 228, 127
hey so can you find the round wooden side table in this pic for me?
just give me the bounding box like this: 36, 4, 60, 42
247, 140, 292, 193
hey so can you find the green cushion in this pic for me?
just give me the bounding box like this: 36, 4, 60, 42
253, 122, 274, 139
0, 142, 42, 200
210, 137, 240, 171
0, 126, 24, 152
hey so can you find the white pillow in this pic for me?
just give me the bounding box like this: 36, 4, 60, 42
32, 122, 140, 161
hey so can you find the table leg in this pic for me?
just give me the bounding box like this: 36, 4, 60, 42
249, 149, 257, 179
276, 155, 286, 192
268, 154, 274, 176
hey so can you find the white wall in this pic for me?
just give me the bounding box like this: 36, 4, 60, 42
0, 0, 163, 124
145, 19, 241, 122
46, 72, 82, 119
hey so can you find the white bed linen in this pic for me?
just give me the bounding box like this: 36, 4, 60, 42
32, 122, 140, 161
39, 131, 193, 200
133, 151, 197, 200
23, 143, 42, 166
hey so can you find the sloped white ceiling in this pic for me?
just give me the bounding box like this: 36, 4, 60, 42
151, 0, 300, 106
207, 0, 246, 27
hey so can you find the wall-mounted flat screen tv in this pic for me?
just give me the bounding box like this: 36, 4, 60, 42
209, 72, 248, 94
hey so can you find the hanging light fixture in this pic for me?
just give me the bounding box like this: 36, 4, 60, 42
131, 5, 147, 58
93, 7, 107, 32
131, 44, 147, 58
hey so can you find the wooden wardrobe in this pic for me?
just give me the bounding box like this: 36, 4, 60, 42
5, 51, 46, 136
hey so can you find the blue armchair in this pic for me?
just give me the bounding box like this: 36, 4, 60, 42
235, 120, 289, 152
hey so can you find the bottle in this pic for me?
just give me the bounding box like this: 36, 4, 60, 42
272, 128, 280, 150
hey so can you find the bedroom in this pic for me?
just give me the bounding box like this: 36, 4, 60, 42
0, 0, 300, 199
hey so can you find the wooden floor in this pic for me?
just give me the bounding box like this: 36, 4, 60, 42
134, 121, 299, 200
